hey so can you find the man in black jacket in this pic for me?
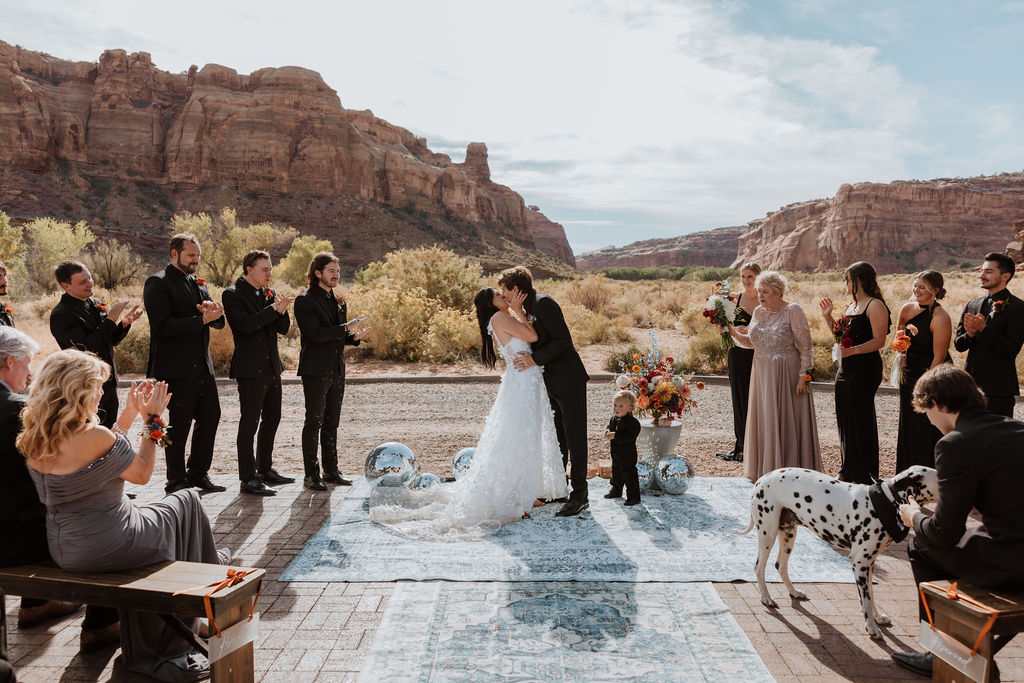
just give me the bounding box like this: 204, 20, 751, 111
891, 365, 1024, 677
499, 265, 590, 517
953, 252, 1024, 417
0, 326, 119, 651
222, 250, 295, 496
49, 260, 141, 427
0, 261, 15, 328
294, 252, 365, 491
143, 233, 226, 494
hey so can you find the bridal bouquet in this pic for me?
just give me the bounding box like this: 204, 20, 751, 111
830, 315, 852, 363
889, 324, 916, 386
615, 333, 703, 425
703, 280, 738, 349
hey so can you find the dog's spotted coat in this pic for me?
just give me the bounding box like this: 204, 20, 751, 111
739, 466, 939, 639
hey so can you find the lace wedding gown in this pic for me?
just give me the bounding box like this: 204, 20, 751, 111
369, 317, 569, 537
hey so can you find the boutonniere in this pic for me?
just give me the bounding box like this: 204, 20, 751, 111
91, 297, 108, 313
336, 296, 346, 307
991, 299, 1007, 317
3, 305, 11, 315
196, 277, 206, 287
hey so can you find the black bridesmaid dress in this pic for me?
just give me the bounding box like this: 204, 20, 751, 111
725, 292, 755, 459
895, 306, 950, 471
834, 299, 889, 483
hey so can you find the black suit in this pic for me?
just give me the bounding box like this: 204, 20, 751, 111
49, 294, 131, 427
526, 292, 590, 501
607, 413, 641, 499
222, 278, 290, 481
908, 407, 1024, 617
294, 286, 359, 477
0, 384, 116, 629
142, 265, 225, 488
954, 289, 1024, 417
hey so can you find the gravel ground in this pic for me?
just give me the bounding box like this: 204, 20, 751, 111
114, 376, 1024, 487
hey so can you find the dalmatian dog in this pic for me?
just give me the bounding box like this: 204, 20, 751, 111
738, 466, 939, 639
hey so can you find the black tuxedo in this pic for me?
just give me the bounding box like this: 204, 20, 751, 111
142, 264, 225, 489
49, 293, 131, 427
526, 292, 590, 501
607, 413, 641, 499
954, 289, 1024, 417
0, 305, 13, 328
908, 407, 1024, 616
294, 286, 360, 477
223, 278, 290, 481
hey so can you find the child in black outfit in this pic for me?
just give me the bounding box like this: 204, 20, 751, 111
604, 390, 642, 506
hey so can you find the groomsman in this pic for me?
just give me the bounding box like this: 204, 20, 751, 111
222, 250, 295, 496
0, 262, 14, 327
143, 233, 226, 494
294, 252, 365, 491
50, 260, 142, 427
954, 252, 1024, 417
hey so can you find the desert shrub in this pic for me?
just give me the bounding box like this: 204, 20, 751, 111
354, 247, 483, 310
82, 239, 147, 290
677, 328, 730, 375
277, 234, 334, 289
421, 307, 479, 364
564, 275, 615, 315
348, 284, 438, 361
169, 208, 298, 286
0, 211, 24, 268
604, 344, 648, 373
23, 218, 96, 292
561, 303, 631, 346
208, 324, 234, 376
114, 319, 150, 375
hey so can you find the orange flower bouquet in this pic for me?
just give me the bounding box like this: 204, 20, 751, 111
889, 327, 916, 387
615, 334, 702, 425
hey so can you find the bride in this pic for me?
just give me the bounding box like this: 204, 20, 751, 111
368, 287, 568, 537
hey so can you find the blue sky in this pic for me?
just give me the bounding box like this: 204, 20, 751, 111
2, 0, 1022, 254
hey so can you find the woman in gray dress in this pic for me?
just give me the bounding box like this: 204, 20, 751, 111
19, 349, 221, 682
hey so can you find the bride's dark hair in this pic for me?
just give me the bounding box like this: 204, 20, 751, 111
474, 287, 499, 369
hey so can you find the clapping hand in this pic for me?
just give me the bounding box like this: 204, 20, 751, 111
119, 303, 143, 326
353, 325, 372, 341
141, 381, 172, 419
124, 380, 154, 415
963, 312, 986, 336
819, 297, 834, 318
107, 300, 129, 323
272, 294, 294, 314
197, 301, 224, 323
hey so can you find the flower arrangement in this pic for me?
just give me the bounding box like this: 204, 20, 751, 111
891, 329, 912, 353
615, 333, 702, 425
702, 280, 737, 348
889, 324, 917, 386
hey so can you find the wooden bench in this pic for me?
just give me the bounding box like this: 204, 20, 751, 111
0, 560, 264, 683
920, 580, 1024, 682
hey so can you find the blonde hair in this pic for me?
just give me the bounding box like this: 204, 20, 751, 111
740, 262, 762, 275
17, 349, 109, 462
613, 389, 638, 410
754, 270, 787, 295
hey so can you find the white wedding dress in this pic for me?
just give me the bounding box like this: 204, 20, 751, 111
368, 316, 569, 538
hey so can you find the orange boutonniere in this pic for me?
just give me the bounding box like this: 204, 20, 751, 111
4, 305, 11, 315
196, 277, 206, 287
94, 299, 107, 313
336, 296, 346, 306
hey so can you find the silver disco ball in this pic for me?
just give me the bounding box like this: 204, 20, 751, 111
452, 447, 475, 479
410, 473, 442, 489
654, 455, 695, 495
636, 461, 653, 493
364, 442, 418, 487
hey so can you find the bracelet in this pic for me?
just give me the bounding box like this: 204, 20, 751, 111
112, 424, 129, 436
143, 416, 172, 448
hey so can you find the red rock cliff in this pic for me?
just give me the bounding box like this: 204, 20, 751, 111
575, 226, 745, 270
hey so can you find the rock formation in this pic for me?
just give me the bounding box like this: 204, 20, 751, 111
576, 226, 744, 270
0, 41, 574, 274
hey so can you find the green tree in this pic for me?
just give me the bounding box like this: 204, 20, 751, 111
0, 211, 25, 268
276, 234, 334, 288
24, 217, 96, 292
168, 208, 298, 286
354, 247, 482, 310
82, 239, 147, 290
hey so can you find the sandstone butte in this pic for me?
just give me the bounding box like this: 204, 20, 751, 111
0, 41, 575, 275
579, 175, 1024, 274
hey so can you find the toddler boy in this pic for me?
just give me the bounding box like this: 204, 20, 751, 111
604, 390, 642, 506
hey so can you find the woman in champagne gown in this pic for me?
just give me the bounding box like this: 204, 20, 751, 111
20, 350, 221, 682
729, 271, 821, 482
369, 288, 568, 537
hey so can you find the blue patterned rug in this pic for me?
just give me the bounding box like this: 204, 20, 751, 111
359, 581, 773, 682
283, 476, 851, 583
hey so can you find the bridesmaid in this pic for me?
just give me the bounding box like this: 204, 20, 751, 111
819, 261, 891, 484
895, 270, 952, 470
717, 262, 760, 463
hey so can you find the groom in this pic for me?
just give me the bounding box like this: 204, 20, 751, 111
499, 266, 591, 516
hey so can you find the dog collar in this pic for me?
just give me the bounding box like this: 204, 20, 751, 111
868, 482, 909, 543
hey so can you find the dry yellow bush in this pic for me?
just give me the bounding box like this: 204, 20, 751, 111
422, 307, 479, 364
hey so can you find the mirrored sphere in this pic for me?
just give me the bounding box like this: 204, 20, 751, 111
654, 454, 695, 495
636, 461, 653, 493
410, 473, 442, 489
364, 442, 418, 487
452, 448, 475, 479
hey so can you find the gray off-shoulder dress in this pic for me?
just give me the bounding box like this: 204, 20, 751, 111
29, 435, 220, 680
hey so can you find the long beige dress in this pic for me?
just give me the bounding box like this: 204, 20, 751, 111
743, 302, 822, 482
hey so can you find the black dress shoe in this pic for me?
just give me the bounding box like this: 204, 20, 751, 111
891, 651, 933, 677
555, 499, 590, 517
259, 469, 296, 485
165, 480, 190, 494
304, 475, 328, 491
322, 471, 353, 486
604, 489, 622, 499
716, 451, 744, 462
624, 498, 642, 506
187, 474, 227, 492
240, 478, 276, 496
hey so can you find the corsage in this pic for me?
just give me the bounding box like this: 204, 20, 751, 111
144, 415, 172, 447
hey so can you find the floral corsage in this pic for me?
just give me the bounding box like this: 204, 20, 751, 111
801, 368, 814, 386
144, 416, 172, 447
526, 314, 537, 324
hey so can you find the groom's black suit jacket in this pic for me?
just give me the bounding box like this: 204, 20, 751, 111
953, 289, 1024, 397
525, 292, 589, 394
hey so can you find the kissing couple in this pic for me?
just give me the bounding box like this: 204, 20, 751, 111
369, 265, 590, 537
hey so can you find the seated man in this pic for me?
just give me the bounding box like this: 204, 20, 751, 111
893, 365, 1024, 677
0, 326, 119, 651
